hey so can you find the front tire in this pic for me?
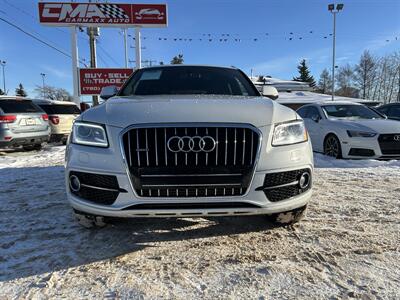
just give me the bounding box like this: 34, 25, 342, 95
268, 205, 307, 225
74, 211, 107, 228
23, 144, 42, 151
324, 134, 342, 159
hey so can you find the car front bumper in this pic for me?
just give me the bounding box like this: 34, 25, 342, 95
340, 136, 400, 159
65, 124, 314, 218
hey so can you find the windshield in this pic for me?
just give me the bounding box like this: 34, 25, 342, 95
0, 100, 42, 113
322, 104, 383, 120
39, 104, 81, 115
119, 66, 259, 97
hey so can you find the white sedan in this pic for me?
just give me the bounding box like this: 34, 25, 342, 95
297, 101, 400, 159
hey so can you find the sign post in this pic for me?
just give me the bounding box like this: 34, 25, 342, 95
70, 27, 80, 105
135, 28, 142, 69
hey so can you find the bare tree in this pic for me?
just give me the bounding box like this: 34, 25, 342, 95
34, 85, 73, 101
354, 50, 377, 99
317, 68, 332, 94
335, 64, 357, 97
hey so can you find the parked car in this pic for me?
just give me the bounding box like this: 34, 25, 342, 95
297, 101, 400, 159
0, 96, 50, 150
376, 103, 400, 121
65, 65, 314, 228
33, 99, 81, 144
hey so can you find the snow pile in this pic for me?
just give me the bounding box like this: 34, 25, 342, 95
0, 145, 65, 169
314, 153, 400, 168
1, 146, 399, 299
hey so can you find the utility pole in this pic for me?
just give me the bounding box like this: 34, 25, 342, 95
0, 60, 6, 94
328, 3, 344, 101
40, 73, 46, 98
87, 26, 100, 106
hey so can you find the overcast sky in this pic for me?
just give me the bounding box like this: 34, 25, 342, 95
0, 0, 399, 99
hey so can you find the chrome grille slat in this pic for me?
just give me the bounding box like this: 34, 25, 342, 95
250, 131, 254, 165
225, 128, 228, 166
136, 129, 141, 167
145, 129, 149, 166
122, 125, 260, 198
242, 128, 246, 165
174, 128, 177, 166
233, 128, 237, 165
128, 131, 132, 166
154, 128, 158, 166
215, 128, 219, 165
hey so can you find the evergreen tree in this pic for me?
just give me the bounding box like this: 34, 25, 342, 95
0, 88, 5, 95
15, 83, 27, 97
293, 59, 316, 87
170, 54, 184, 64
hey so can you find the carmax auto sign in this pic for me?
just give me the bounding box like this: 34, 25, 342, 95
38, 2, 167, 27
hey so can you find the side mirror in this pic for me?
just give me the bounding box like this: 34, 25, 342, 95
311, 115, 320, 123
100, 85, 118, 100
262, 85, 279, 100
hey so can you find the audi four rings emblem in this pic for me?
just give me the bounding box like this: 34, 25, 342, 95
394, 135, 400, 142
167, 136, 217, 153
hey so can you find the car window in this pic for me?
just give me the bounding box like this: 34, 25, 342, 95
120, 66, 259, 97
322, 104, 383, 120
39, 104, 81, 115
377, 106, 388, 114
306, 107, 321, 120
0, 100, 43, 113
387, 106, 400, 119
297, 107, 309, 118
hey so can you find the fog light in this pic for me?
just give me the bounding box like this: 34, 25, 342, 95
69, 175, 81, 192
299, 172, 311, 189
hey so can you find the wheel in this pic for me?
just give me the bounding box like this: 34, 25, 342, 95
23, 144, 42, 151
324, 134, 342, 159
268, 205, 308, 225
74, 211, 107, 229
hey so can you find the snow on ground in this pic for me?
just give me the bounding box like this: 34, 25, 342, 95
1, 146, 399, 299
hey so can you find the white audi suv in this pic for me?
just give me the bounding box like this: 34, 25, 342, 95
65, 65, 313, 228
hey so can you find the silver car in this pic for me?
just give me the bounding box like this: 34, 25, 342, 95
65, 65, 313, 228
0, 96, 50, 150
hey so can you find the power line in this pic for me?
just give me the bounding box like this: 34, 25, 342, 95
1, 0, 119, 67
0, 17, 87, 66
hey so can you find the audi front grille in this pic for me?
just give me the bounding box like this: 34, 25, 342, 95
121, 124, 261, 198
378, 134, 400, 156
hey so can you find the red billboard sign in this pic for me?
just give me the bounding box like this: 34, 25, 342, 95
38, 2, 167, 27
79, 68, 134, 95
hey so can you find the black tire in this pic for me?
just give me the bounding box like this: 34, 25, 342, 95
324, 134, 342, 159
74, 211, 107, 229
23, 144, 42, 151
268, 205, 307, 225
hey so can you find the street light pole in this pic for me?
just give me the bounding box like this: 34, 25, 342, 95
328, 3, 344, 101
0, 60, 6, 94
40, 73, 46, 99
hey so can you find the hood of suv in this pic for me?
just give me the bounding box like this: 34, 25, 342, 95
81, 95, 297, 128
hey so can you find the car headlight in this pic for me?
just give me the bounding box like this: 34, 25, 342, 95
72, 122, 108, 147
272, 120, 308, 146
347, 130, 377, 138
